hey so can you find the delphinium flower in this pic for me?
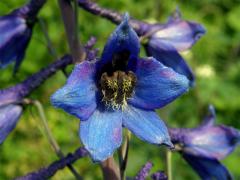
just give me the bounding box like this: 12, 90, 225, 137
0, 55, 72, 144
0, 0, 46, 73
169, 105, 240, 179
77, 0, 206, 86
51, 14, 190, 162
144, 9, 206, 86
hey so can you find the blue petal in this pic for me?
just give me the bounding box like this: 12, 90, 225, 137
151, 18, 206, 51
129, 57, 189, 110
0, 15, 26, 48
183, 154, 232, 180
200, 105, 216, 128
146, 40, 194, 86
100, 13, 140, 66
13, 28, 32, 73
183, 125, 240, 160
122, 105, 173, 147
51, 61, 98, 121
0, 15, 31, 71
0, 104, 22, 144
79, 108, 122, 162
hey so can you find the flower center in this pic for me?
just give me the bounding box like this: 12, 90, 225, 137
100, 70, 136, 110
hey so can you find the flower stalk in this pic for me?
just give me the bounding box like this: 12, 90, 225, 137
166, 150, 172, 180
77, 0, 149, 35
118, 130, 131, 180
101, 157, 120, 180
58, 0, 86, 63
31, 100, 82, 179
16, 147, 88, 180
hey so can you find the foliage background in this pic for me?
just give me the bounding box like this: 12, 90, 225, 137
1, 0, 240, 179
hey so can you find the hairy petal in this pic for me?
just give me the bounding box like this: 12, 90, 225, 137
101, 13, 140, 66
0, 104, 22, 144
51, 61, 98, 121
123, 105, 173, 147
129, 57, 189, 110
80, 108, 122, 162
183, 154, 232, 180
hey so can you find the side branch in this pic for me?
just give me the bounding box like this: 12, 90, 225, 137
77, 0, 150, 35
16, 147, 88, 180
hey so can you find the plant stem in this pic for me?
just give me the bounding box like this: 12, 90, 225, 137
77, 0, 150, 35
118, 130, 131, 180
101, 157, 120, 180
58, 0, 86, 63
166, 150, 172, 180
39, 18, 59, 59
33, 100, 82, 180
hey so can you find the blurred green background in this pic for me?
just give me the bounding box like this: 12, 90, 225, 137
1, 0, 240, 179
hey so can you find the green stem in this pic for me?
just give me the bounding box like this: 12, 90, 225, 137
38, 18, 69, 77
32, 100, 82, 180
167, 150, 172, 180
118, 130, 131, 180
39, 18, 59, 59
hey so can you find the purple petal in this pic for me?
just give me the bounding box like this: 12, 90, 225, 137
79, 108, 122, 162
183, 154, 232, 180
151, 19, 205, 52
183, 125, 240, 160
123, 105, 173, 147
129, 57, 189, 110
0, 15, 26, 48
0, 15, 32, 71
0, 104, 22, 144
100, 13, 140, 67
200, 105, 216, 128
0, 87, 22, 107
146, 40, 194, 86
51, 61, 98, 121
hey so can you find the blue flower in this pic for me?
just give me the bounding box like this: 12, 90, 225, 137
144, 8, 206, 86
169, 105, 239, 179
0, 87, 23, 144
183, 154, 232, 180
51, 14, 190, 162
0, 6, 35, 73
0, 104, 22, 144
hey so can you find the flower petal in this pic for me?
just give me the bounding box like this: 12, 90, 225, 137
122, 105, 173, 147
0, 104, 22, 144
129, 57, 189, 110
101, 13, 140, 66
200, 105, 216, 128
0, 15, 31, 70
146, 40, 194, 86
79, 108, 122, 162
183, 154, 232, 180
183, 125, 240, 160
51, 61, 98, 121
0, 15, 26, 48
151, 19, 205, 52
